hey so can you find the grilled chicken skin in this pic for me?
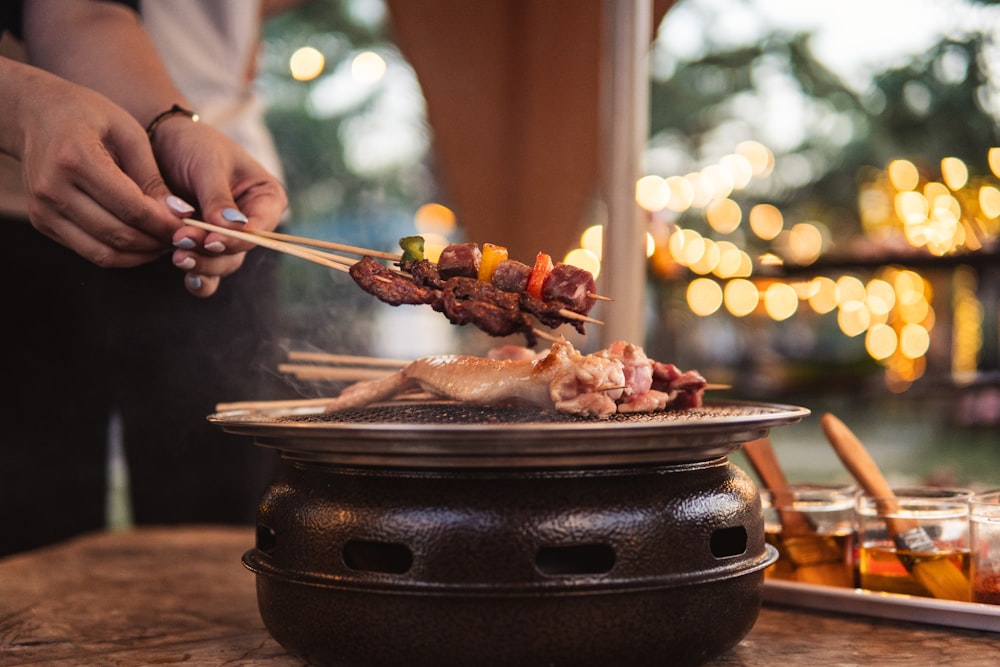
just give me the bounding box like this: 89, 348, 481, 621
323, 339, 706, 419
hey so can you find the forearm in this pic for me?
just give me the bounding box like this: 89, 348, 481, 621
0, 55, 34, 158
22, 0, 188, 129
0, 55, 74, 159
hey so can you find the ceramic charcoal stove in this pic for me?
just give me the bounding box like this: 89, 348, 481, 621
210, 400, 808, 667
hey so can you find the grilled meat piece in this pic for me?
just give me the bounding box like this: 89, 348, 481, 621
519, 293, 586, 335
406, 259, 445, 289
651, 362, 708, 409
491, 259, 532, 293
325, 339, 624, 418
353, 255, 594, 345
542, 263, 597, 314
436, 277, 537, 345
437, 242, 482, 279
323, 338, 704, 419
350, 256, 438, 306
353, 257, 537, 345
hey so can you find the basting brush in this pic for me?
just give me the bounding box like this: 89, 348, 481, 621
743, 437, 853, 587
820, 413, 970, 602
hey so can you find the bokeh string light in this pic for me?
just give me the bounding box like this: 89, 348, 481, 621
557, 143, 994, 393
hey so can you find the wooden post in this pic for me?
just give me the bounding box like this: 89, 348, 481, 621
598, 0, 651, 347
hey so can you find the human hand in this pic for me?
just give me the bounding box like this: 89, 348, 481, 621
149, 117, 289, 297
5, 64, 185, 269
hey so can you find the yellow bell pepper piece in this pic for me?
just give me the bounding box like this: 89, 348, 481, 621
478, 242, 509, 282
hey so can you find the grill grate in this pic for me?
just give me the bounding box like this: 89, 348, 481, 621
262, 402, 775, 426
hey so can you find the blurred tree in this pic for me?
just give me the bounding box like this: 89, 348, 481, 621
260, 0, 430, 233
643, 0, 1000, 382
648, 10, 1000, 245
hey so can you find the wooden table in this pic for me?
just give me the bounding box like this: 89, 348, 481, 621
1, 526, 997, 666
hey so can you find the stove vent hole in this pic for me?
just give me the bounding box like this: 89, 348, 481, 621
710, 526, 748, 558
536, 543, 615, 575
256, 524, 277, 554
343, 540, 413, 574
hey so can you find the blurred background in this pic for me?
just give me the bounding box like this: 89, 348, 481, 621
638, 0, 1000, 488
253, 0, 998, 487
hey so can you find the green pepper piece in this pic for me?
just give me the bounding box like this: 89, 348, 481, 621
399, 235, 425, 262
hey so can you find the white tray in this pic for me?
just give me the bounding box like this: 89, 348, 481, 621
763, 579, 1000, 633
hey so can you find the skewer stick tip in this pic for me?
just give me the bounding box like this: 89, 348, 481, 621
557, 309, 604, 325
532, 328, 561, 343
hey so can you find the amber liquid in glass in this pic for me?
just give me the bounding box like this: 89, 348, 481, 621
858, 544, 970, 599
765, 530, 853, 584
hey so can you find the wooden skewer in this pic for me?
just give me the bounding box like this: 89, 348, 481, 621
558, 309, 603, 325
588, 292, 613, 301
278, 363, 397, 381
250, 228, 402, 261
186, 220, 610, 340
287, 351, 411, 367
216, 396, 335, 412
215, 391, 440, 413
182, 219, 355, 273
183, 220, 614, 309
532, 328, 560, 343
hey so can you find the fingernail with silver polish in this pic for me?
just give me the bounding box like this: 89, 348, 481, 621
166, 195, 196, 216
174, 237, 197, 250
174, 257, 196, 271
186, 275, 203, 290
222, 208, 248, 224
204, 241, 226, 253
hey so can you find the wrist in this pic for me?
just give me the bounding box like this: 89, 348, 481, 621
0, 57, 45, 158
145, 104, 200, 140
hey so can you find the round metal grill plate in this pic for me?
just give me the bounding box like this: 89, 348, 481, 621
208, 400, 809, 468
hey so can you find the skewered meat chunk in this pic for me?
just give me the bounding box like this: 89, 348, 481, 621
542, 263, 597, 314
490, 259, 532, 293
518, 292, 586, 335
354, 256, 596, 345
405, 259, 445, 288
352, 257, 539, 346
323, 339, 706, 419
651, 362, 708, 409
597, 341, 672, 413
405, 257, 585, 333
437, 242, 482, 279
435, 277, 537, 342
349, 255, 438, 306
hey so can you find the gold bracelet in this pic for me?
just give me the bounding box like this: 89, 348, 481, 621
145, 104, 200, 139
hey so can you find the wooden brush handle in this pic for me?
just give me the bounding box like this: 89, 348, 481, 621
820, 413, 919, 536
743, 437, 790, 493
742, 437, 813, 535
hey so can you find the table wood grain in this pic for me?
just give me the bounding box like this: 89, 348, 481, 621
1, 526, 997, 666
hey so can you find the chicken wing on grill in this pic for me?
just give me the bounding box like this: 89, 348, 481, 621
323, 339, 706, 419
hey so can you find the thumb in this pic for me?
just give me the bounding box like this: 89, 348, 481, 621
183, 171, 254, 253
105, 120, 185, 237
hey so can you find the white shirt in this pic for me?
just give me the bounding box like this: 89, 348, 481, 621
140, 0, 285, 184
